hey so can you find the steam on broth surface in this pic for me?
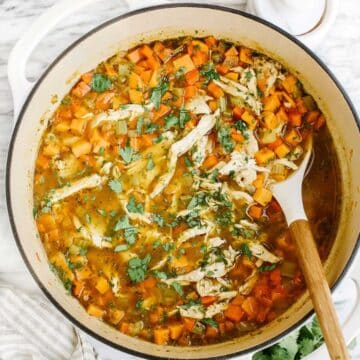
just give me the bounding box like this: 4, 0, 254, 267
33, 36, 340, 346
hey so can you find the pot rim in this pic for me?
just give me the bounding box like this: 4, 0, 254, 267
6, 3, 360, 359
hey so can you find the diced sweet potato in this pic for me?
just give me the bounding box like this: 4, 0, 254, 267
253, 187, 273, 206
255, 148, 275, 164
154, 328, 170, 345
173, 54, 195, 73
95, 277, 110, 294
87, 304, 104, 318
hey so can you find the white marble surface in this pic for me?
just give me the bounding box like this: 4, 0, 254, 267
0, 0, 359, 359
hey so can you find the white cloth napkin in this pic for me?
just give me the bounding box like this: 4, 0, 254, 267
0, 284, 99, 360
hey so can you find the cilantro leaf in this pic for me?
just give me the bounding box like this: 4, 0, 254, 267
202, 318, 218, 328
152, 270, 167, 280
108, 178, 122, 193
126, 195, 144, 214
114, 244, 129, 252
119, 145, 138, 164
164, 114, 179, 130
259, 264, 277, 272
127, 254, 151, 282
200, 62, 220, 83
150, 78, 169, 109
179, 108, 190, 128
114, 215, 131, 231
152, 213, 165, 227
146, 155, 155, 170
240, 243, 252, 257
171, 281, 184, 296
124, 227, 138, 245
91, 74, 112, 92
218, 126, 235, 153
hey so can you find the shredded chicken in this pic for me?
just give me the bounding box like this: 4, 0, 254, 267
238, 270, 259, 295
48, 174, 105, 204
248, 242, 281, 263
185, 95, 212, 115
151, 111, 219, 198
92, 103, 154, 128
177, 222, 212, 246
192, 135, 209, 167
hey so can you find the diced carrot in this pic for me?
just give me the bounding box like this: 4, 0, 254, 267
225, 46, 238, 57
154, 104, 171, 120
96, 92, 115, 111
224, 304, 245, 322
282, 74, 298, 94
127, 48, 143, 63
183, 317, 196, 332
233, 106, 245, 119
241, 297, 259, 320
142, 276, 157, 289
71, 139, 92, 158
305, 110, 320, 125
147, 56, 161, 70
70, 118, 87, 136
129, 89, 143, 104
191, 40, 209, 54
225, 72, 239, 81
185, 68, 200, 85
252, 172, 265, 189
253, 187, 273, 206
208, 100, 218, 112
184, 85, 197, 99
205, 326, 219, 338
231, 128, 244, 142
295, 98, 307, 114
257, 78, 267, 94
207, 82, 224, 98
81, 72, 93, 84
192, 51, 208, 66
139, 69, 152, 83
263, 94, 280, 112
231, 294, 245, 306
75, 266, 92, 281
314, 114, 326, 130
216, 64, 230, 75
201, 154, 219, 169
37, 214, 57, 231
239, 47, 253, 64
288, 111, 302, 127
173, 54, 195, 73
104, 63, 117, 77
241, 111, 258, 130
72, 81, 91, 98
255, 148, 275, 164
172, 223, 188, 237
201, 296, 217, 306
140, 44, 154, 59
205, 36, 217, 47
275, 143, 291, 158
139, 134, 155, 148
248, 205, 263, 219
87, 304, 104, 318
267, 137, 283, 151
276, 106, 289, 123
169, 323, 184, 340
149, 307, 163, 324
73, 279, 84, 297
42, 143, 60, 157
269, 268, 281, 286
154, 328, 170, 345
120, 322, 130, 334
95, 277, 110, 294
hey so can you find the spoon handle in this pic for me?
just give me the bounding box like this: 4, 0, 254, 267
289, 219, 349, 360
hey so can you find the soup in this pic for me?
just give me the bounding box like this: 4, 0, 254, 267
33, 36, 340, 346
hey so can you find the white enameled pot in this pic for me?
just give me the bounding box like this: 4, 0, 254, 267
6, 2, 360, 359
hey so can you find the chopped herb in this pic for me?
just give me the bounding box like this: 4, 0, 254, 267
153, 134, 164, 144
61, 96, 72, 105
152, 213, 165, 227
240, 243, 252, 257
218, 126, 235, 153
109, 210, 117, 217
164, 114, 179, 130
162, 242, 174, 253
179, 108, 190, 128
144, 122, 160, 134
146, 155, 155, 170
152, 270, 167, 280
200, 62, 220, 83
127, 254, 151, 282
259, 264, 277, 272
91, 73, 112, 92
150, 78, 169, 109
184, 157, 193, 168
50, 264, 73, 293
114, 215, 131, 231
79, 247, 88, 256
234, 120, 249, 138
126, 195, 144, 214
180, 299, 201, 309
202, 318, 218, 328
85, 213, 91, 224
244, 70, 253, 81
175, 66, 186, 79
99, 147, 105, 156
119, 145, 138, 164
124, 227, 138, 245
108, 179, 122, 193
114, 244, 129, 252
135, 299, 143, 309
171, 281, 184, 296
97, 209, 107, 217
136, 117, 144, 134
200, 244, 208, 254
237, 227, 256, 239
153, 240, 162, 248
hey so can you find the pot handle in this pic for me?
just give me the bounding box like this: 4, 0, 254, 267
7, 0, 106, 120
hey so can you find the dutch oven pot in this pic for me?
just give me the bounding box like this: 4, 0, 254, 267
6, 2, 360, 359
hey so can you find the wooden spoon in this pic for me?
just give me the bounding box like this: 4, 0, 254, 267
271, 136, 349, 360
